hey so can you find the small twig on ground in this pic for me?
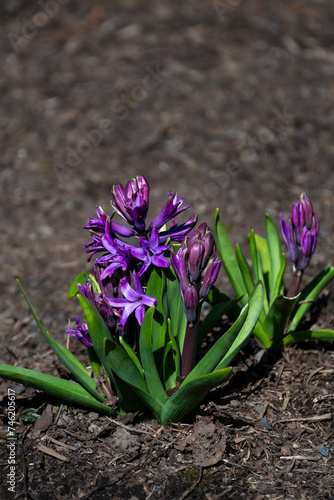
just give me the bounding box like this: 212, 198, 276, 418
107, 418, 153, 436
274, 412, 331, 424
20, 426, 39, 500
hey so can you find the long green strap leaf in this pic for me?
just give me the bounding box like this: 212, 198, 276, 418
162, 265, 187, 355
249, 230, 269, 315
17, 280, 105, 403
103, 338, 148, 392
214, 209, 248, 305
0, 365, 111, 414
160, 368, 232, 425
262, 294, 300, 350
283, 329, 334, 347
68, 272, 90, 298
139, 307, 168, 404
215, 281, 264, 369
184, 304, 249, 384
235, 243, 255, 296
288, 264, 334, 332
265, 215, 284, 304
146, 268, 167, 363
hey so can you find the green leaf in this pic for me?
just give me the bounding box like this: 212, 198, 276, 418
68, 272, 89, 298
215, 281, 264, 369
103, 338, 147, 392
288, 264, 334, 332
197, 297, 241, 345
265, 215, 284, 303
272, 254, 286, 300
17, 280, 105, 403
235, 243, 255, 296
87, 347, 102, 376
162, 341, 174, 391
103, 338, 164, 417
163, 319, 181, 390
77, 294, 112, 371
78, 294, 139, 411
119, 337, 144, 376
146, 268, 167, 365
206, 287, 242, 321
262, 293, 300, 350
214, 209, 248, 305
139, 307, 168, 404
0, 365, 111, 414
283, 329, 334, 347
160, 368, 232, 425
249, 230, 269, 315
162, 266, 187, 354
184, 304, 249, 384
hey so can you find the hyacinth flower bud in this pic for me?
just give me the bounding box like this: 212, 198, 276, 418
188, 239, 205, 283
292, 193, 315, 242
298, 226, 318, 272
111, 175, 150, 234
183, 284, 199, 326
199, 255, 221, 300
170, 246, 189, 295
279, 213, 299, 269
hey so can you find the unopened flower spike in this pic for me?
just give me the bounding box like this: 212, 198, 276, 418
171, 223, 221, 377
280, 193, 320, 297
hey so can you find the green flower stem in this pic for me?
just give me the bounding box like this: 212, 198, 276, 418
287, 271, 303, 298
181, 320, 198, 378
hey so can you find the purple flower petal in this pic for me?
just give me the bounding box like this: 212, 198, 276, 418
150, 191, 191, 230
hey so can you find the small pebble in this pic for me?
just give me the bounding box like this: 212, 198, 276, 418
257, 417, 272, 431
230, 399, 240, 408
317, 445, 329, 457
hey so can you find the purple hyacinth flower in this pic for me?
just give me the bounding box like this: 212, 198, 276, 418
106, 271, 157, 327
67, 317, 93, 347
97, 236, 134, 279
111, 176, 149, 234
149, 191, 191, 231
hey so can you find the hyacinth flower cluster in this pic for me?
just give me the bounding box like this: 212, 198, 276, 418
67, 176, 197, 344
280, 193, 320, 297
2, 181, 334, 425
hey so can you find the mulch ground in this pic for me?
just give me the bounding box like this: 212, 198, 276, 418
1, 0, 334, 498
1, 346, 333, 499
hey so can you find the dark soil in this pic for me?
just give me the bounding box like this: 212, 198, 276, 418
1, 0, 334, 498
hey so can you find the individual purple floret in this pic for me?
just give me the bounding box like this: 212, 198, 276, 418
106, 271, 157, 327
280, 193, 319, 274
171, 223, 221, 325
149, 191, 192, 231
67, 317, 93, 347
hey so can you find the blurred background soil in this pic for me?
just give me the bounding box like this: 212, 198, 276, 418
0, 1, 334, 498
